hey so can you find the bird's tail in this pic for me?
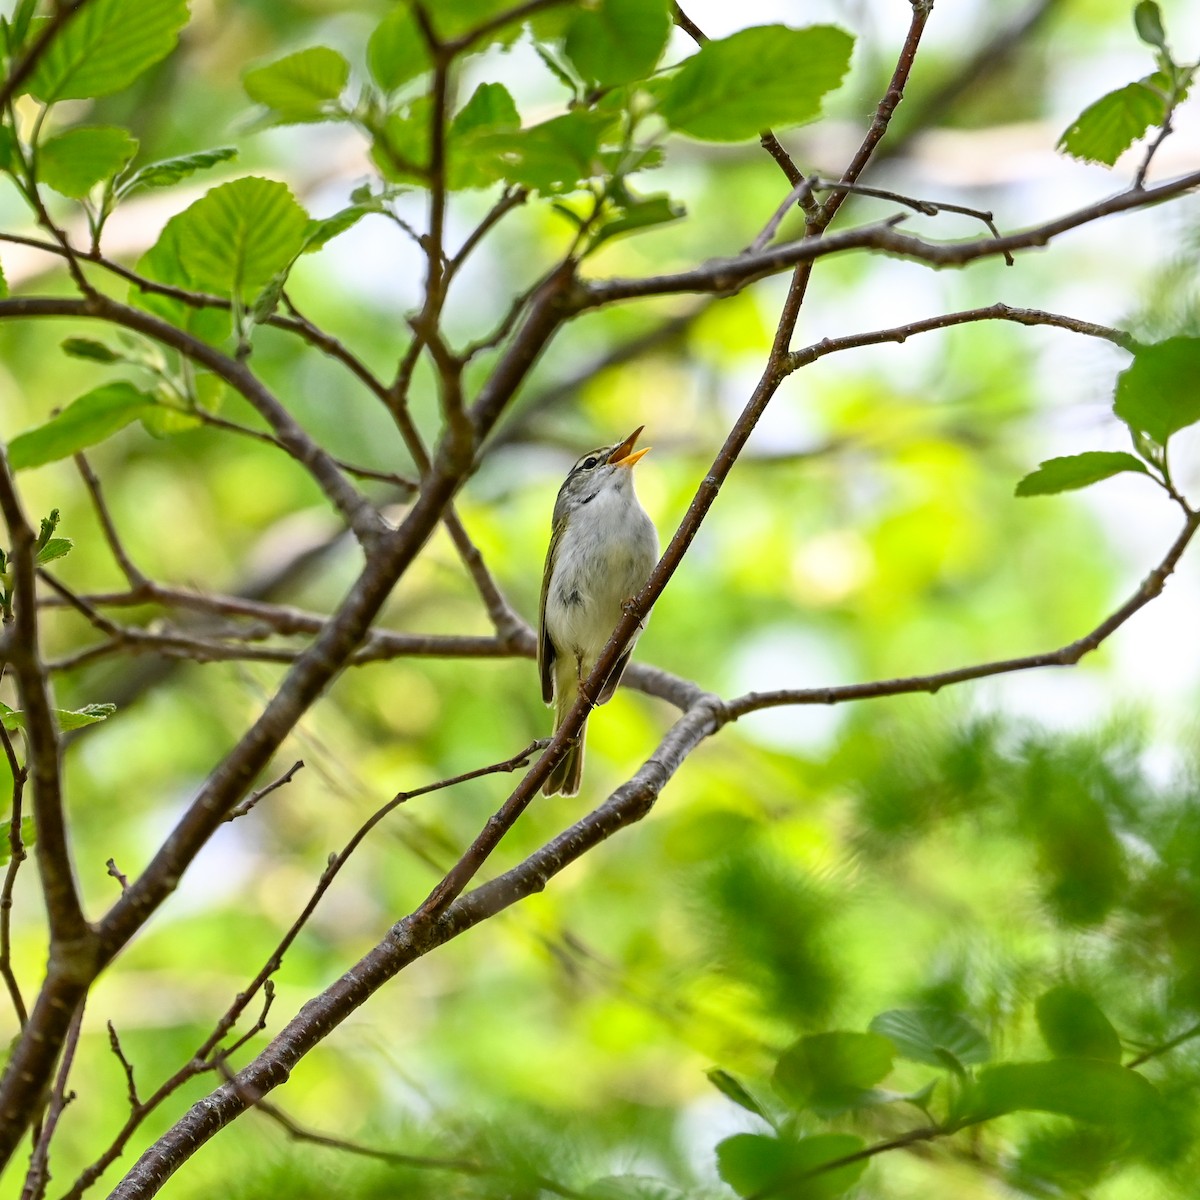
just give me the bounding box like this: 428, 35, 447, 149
544, 687, 587, 796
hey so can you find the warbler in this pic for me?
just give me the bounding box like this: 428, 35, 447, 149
538, 426, 659, 796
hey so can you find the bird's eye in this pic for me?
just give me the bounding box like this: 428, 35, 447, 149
581, 456, 599, 470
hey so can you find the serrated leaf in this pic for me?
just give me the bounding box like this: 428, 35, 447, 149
706, 1068, 770, 1121
774, 1031, 894, 1114
35, 537, 73, 565
1057, 79, 1166, 166
8, 382, 155, 469
60, 337, 121, 363
27, 0, 190, 103
38, 125, 138, 198
447, 82, 521, 189
660, 24, 853, 142
716, 1133, 865, 1199
1134, 1, 1167, 50
119, 146, 237, 195
1114, 337, 1200, 445
1036, 986, 1123, 1062
1015, 451, 1150, 497
1, 701, 115, 733
367, 5, 430, 91
969, 1060, 1159, 1126
564, 0, 670, 86
172, 177, 309, 299
479, 109, 609, 194
869, 1009, 991, 1067
243, 46, 349, 119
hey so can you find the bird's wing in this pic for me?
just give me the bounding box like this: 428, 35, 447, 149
537, 530, 558, 705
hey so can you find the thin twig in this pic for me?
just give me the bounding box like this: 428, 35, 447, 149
74, 454, 146, 589
224, 761, 305, 823
107, 1022, 141, 1110
0, 719, 28, 1027
21, 1001, 84, 1200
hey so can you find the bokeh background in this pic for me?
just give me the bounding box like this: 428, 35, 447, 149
2, 0, 1200, 1195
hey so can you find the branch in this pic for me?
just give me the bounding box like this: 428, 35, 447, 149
578, 169, 1200, 308
727, 511, 1200, 717
0, 297, 385, 546
0, 452, 90, 948
106, 487, 1200, 1194
0, 719, 28, 1027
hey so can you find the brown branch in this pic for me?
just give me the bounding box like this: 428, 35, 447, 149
786, 302, 1132, 371
0, 718, 28, 1027
0, 453, 90, 949
0, 297, 384, 546
578, 168, 1200, 308
1126, 1019, 1200, 1068
727, 512, 1200, 718
106, 485, 1200, 1194
21, 999, 84, 1200
74, 454, 146, 588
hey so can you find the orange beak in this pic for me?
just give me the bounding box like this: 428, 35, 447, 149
607, 425, 651, 469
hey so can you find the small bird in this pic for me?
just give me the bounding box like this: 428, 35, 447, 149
538, 426, 659, 796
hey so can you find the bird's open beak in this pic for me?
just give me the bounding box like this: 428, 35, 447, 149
608, 425, 651, 469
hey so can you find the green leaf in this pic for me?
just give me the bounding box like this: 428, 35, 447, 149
1057, 79, 1166, 166
659, 24, 854, 142
564, 0, 671, 86
0, 816, 36, 864
1015, 451, 1150, 497
8, 382, 156, 469
716, 1133, 866, 1199
119, 146, 238, 195
774, 1031, 894, 1114
706, 1068, 771, 1122
870, 1009, 991, 1067
301, 205, 371, 253
60, 336, 121, 363
0, 258, 6, 299
587, 194, 684, 251
140, 400, 202, 438
1134, 1, 1167, 50
1114, 337, 1200, 446
35, 537, 73, 565
370, 97, 431, 183
367, 5, 430, 91
480, 109, 609, 195
0, 701, 115, 732
134, 212, 232, 344
969, 1060, 1159, 1126
173, 177, 309, 299
0, 126, 17, 173
27, 0, 189, 103
447, 82, 521, 189
1036, 986, 1123, 1062
38, 125, 138, 198
243, 46, 349, 120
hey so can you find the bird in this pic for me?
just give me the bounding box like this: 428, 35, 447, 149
538, 425, 659, 796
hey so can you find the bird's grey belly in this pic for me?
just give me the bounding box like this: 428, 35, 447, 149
546, 524, 656, 661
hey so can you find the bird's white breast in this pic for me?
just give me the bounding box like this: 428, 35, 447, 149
545, 484, 658, 669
